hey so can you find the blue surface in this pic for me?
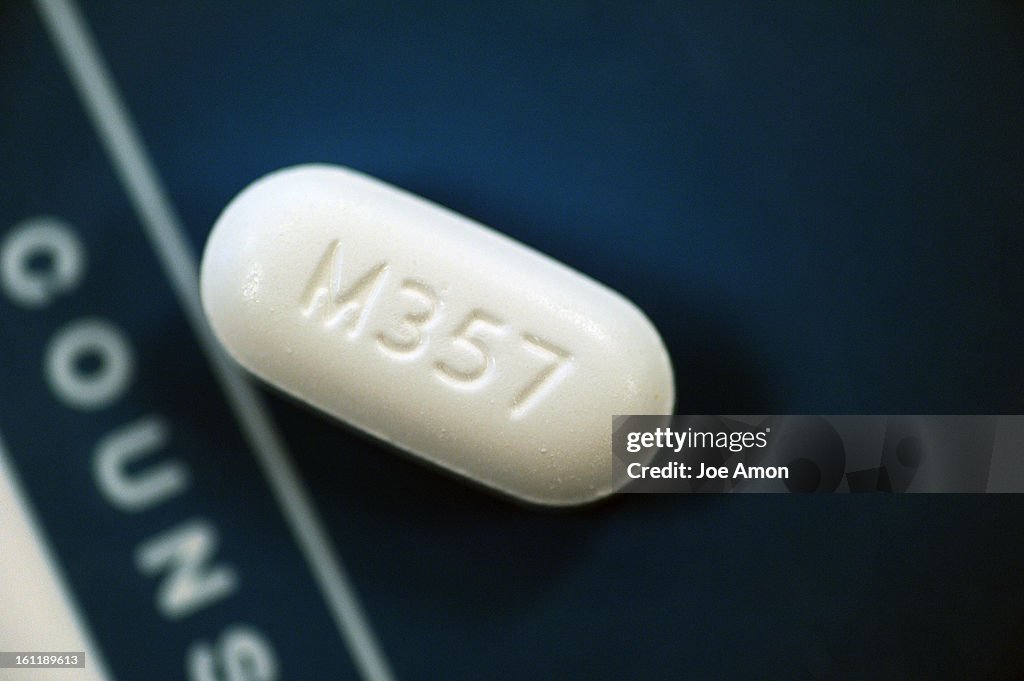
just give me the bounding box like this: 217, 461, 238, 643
1, 2, 1022, 679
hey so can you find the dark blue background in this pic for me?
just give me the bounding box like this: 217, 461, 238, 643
2, 2, 1022, 679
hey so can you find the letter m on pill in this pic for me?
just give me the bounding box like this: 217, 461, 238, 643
300, 239, 388, 334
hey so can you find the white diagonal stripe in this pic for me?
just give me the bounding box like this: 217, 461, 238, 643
33, 2, 396, 679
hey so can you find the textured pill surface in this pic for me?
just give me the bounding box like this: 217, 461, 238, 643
200, 165, 674, 506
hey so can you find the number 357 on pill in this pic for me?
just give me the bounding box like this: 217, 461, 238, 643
200, 165, 674, 506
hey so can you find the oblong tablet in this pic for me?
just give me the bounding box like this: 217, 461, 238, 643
200, 165, 674, 506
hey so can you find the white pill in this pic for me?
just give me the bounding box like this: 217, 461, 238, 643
200, 165, 674, 506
